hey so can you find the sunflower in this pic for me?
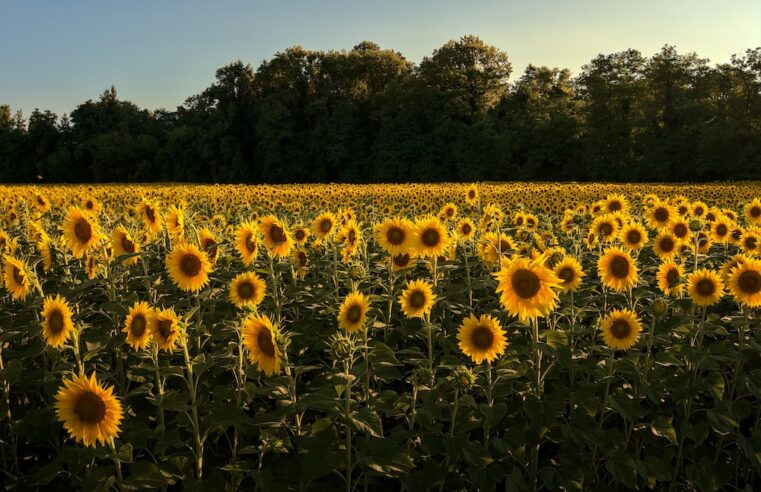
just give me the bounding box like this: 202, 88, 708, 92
391, 252, 416, 272
292, 226, 310, 245
398, 279, 437, 319
338, 291, 371, 333
687, 269, 725, 307
591, 214, 619, 242
553, 256, 585, 293
457, 314, 506, 364
477, 232, 514, 268
600, 309, 642, 351
41, 294, 76, 348
739, 229, 760, 256
494, 255, 560, 321
55, 372, 123, 447
137, 198, 163, 235
597, 247, 639, 292
81, 196, 100, 215
3, 255, 31, 300
259, 215, 293, 258
111, 225, 140, 266
711, 218, 733, 243
229, 272, 267, 309
198, 228, 220, 264
456, 218, 475, 240
646, 201, 676, 230
721, 254, 747, 283
151, 308, 183, 352
619, 222, 648, 250
62, 207, 102, 259
312, 212, 337, 240
669, 219, 691, 242
439, 203, 458, 222
414, 216, 449, 258
165, 204, 186, 242
38, 235, 54, 273
657, 261, 685, 297
465, 184, 479, 206
374, 217, 414, 256
165, 243, 212, 292
745, 198, 761, 226
235, 222, 259, 265
727, 257, 761, 307
652, 232, 679, 260
241, 313, 281, 376
122, 302, 152, 350
604, 194, 628, 214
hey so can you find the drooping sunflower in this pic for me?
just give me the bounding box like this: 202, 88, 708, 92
414, 216, 449, 258
62, 207, 102, 259
494, 255, 560, 321
338, 291, 371, 333
600, 308, 642, 351
687, 269, 725, 307
553, 256, 585, 293
312, 212, 337, 240
374, 217, 414, 256
727, 257, 761, 307
241, 313, 281, 376
229, 271, 267, 309
165, 243, 212, 292
122, 301, 152, 350
657, 261, 685, 297
398, 279, 437, 319
745, 198, 761, 226
41, 294, 76, 348
150, 308, 183, 352
619, 222, 648, 250
111, 225, 140, 266
259, 215, 293, 258
597, 247, 639, 292
3, 255, 31, 301
55, 372, 123, 447
235, 222, 259, 266
137, 198, 163, 235
652, 232, 679, 261
198, 228, 220, 264
457, 314, 506, 364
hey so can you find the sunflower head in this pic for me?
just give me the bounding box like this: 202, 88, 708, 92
620, 222, 648, 250
597, 247, 639, 292
457, 314, 506, 364
3, 255, 32, 301
241, 313, 282, 376
374, 217, 414, 256
229, 271, 267, 309
727, 257, 761, 308
111, 225, 140, 266
553, 256, 585, 293
657, 260, 685, 297
150, 308, 183, 352
494, 255, 560, 321
62, 207, 103, 259
122, 301, 153, 350
687, 269, 725, 307
235, 222, 259, 265
398, 279, 437, 319
312, 212, 337, 239
55, 372, 123, 447
41, 294, 76, 348
600, 308, 642, 351
259, 215, 293, 258
338, 291, 371, 333
165, 243, 212, 292
414, 216, 449, 258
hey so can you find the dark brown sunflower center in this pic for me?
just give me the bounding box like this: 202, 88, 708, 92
716, 224, 728, 236
121, 235, 135, 253
393, 253, 411, 267
745, 237, 758, 250
666, 269, 679, 283
421, 228, 441, 248
237, 281, 255, 300
627, 230, 642, 244
609, 201, 622, 212
346, 304, 363, 324
609, 255, 630, 279
461, 223, 472, 235
674, 223, 688, 238
86, 200, 94, 210
610, 319, 631, 340
516, 217, 524, 226
12, 265, 24, 286
348, 230, 357, 244
738, 270, 761, 295
158, 319, 173, 339
48, 310, 64, 334
270, 224, 285, 243
751, 206, 761, 218
706, 213, 716, 222
446, 208, 454, 217
694, 207, 704, 216
245, 233, 257, 252
145, 207, 155, 222
600, 223, 613, 236
74, 219, 92, 243
257, 329, 276, 356
294, 230, 305, 241
74, 391, 106, 425
471, 326, 494, 350
130, 314, 147, 337
697, 233, 708, 247
408, 290, 426, 309
387, 227, 405, 246
659, 237, 675, 253
468, 190, 476, 199
319, 219, 332, 233
696, 278, 716, 297
203, 239, 218, 259
179, 253, 202, 277
558, 267, 575, 283
511, 268, 541, 299
732, 229, 743, 241
654, 207, 669, 222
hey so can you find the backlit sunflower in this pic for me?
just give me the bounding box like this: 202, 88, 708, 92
137, 198, 163, 235
657, 261, 685, 297
619, 222, 648, 250
600, 309, 642, 351
122, 301, 152, 350
727, 257, 761, 307
687, 269, 725, 307
165, 243, 212, 292
241, 313, 281, 376
597, 247, 639, 292
150, 308, 182, 352
41, 294, 75, 348
414, 216, 449, 258
553, 256, 585, 293
312, 212, 337, 240
111, 225, 140, 266
259, 215, 293, 258
55, 372, 123, 447
457, 314, 506, 364
3, 255, 32, 301
62, 207, 103, 259
652, 232, 679, 260
494, 255, 560, 321
235, 222, 259, 265
374, 217, 414, 256
398, 279, 436, 318
229, 271, 266, 309
338, 291, 371, 333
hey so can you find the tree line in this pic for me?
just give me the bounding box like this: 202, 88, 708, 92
1, 36, 760, 183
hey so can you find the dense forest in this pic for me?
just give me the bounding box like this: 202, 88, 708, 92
1, 36, 760, 183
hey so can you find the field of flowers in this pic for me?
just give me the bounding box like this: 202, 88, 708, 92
1, 182, 761, 491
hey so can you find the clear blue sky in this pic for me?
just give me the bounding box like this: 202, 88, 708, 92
2, 0, 759, 117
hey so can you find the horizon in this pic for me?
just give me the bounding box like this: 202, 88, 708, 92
1, 0, 759, 117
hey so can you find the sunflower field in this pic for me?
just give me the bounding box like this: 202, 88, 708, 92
2, 182, 761, 491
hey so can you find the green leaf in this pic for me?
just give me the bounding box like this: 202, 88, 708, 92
352, 408, 383, 437
650, 417, 677, 445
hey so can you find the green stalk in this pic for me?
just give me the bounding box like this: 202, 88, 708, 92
181, 336, 204, 479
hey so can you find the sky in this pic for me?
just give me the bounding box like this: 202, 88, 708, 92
1, 0, 759, 117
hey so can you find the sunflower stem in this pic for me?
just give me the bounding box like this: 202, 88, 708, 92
462, 241, 473, 309
644, 314, 657, 381
109, 439, 124, 492
151, 343, 165, 431
449, 386, 459, 437
181, 336, 203, 479
484, 361, 494, 449
72, 329, 84, 376
343, 357, 353, 492
425, 313, 435, 386
268, 254, 282, 324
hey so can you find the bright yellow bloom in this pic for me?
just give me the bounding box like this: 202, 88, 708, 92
55, 372, 123, 447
